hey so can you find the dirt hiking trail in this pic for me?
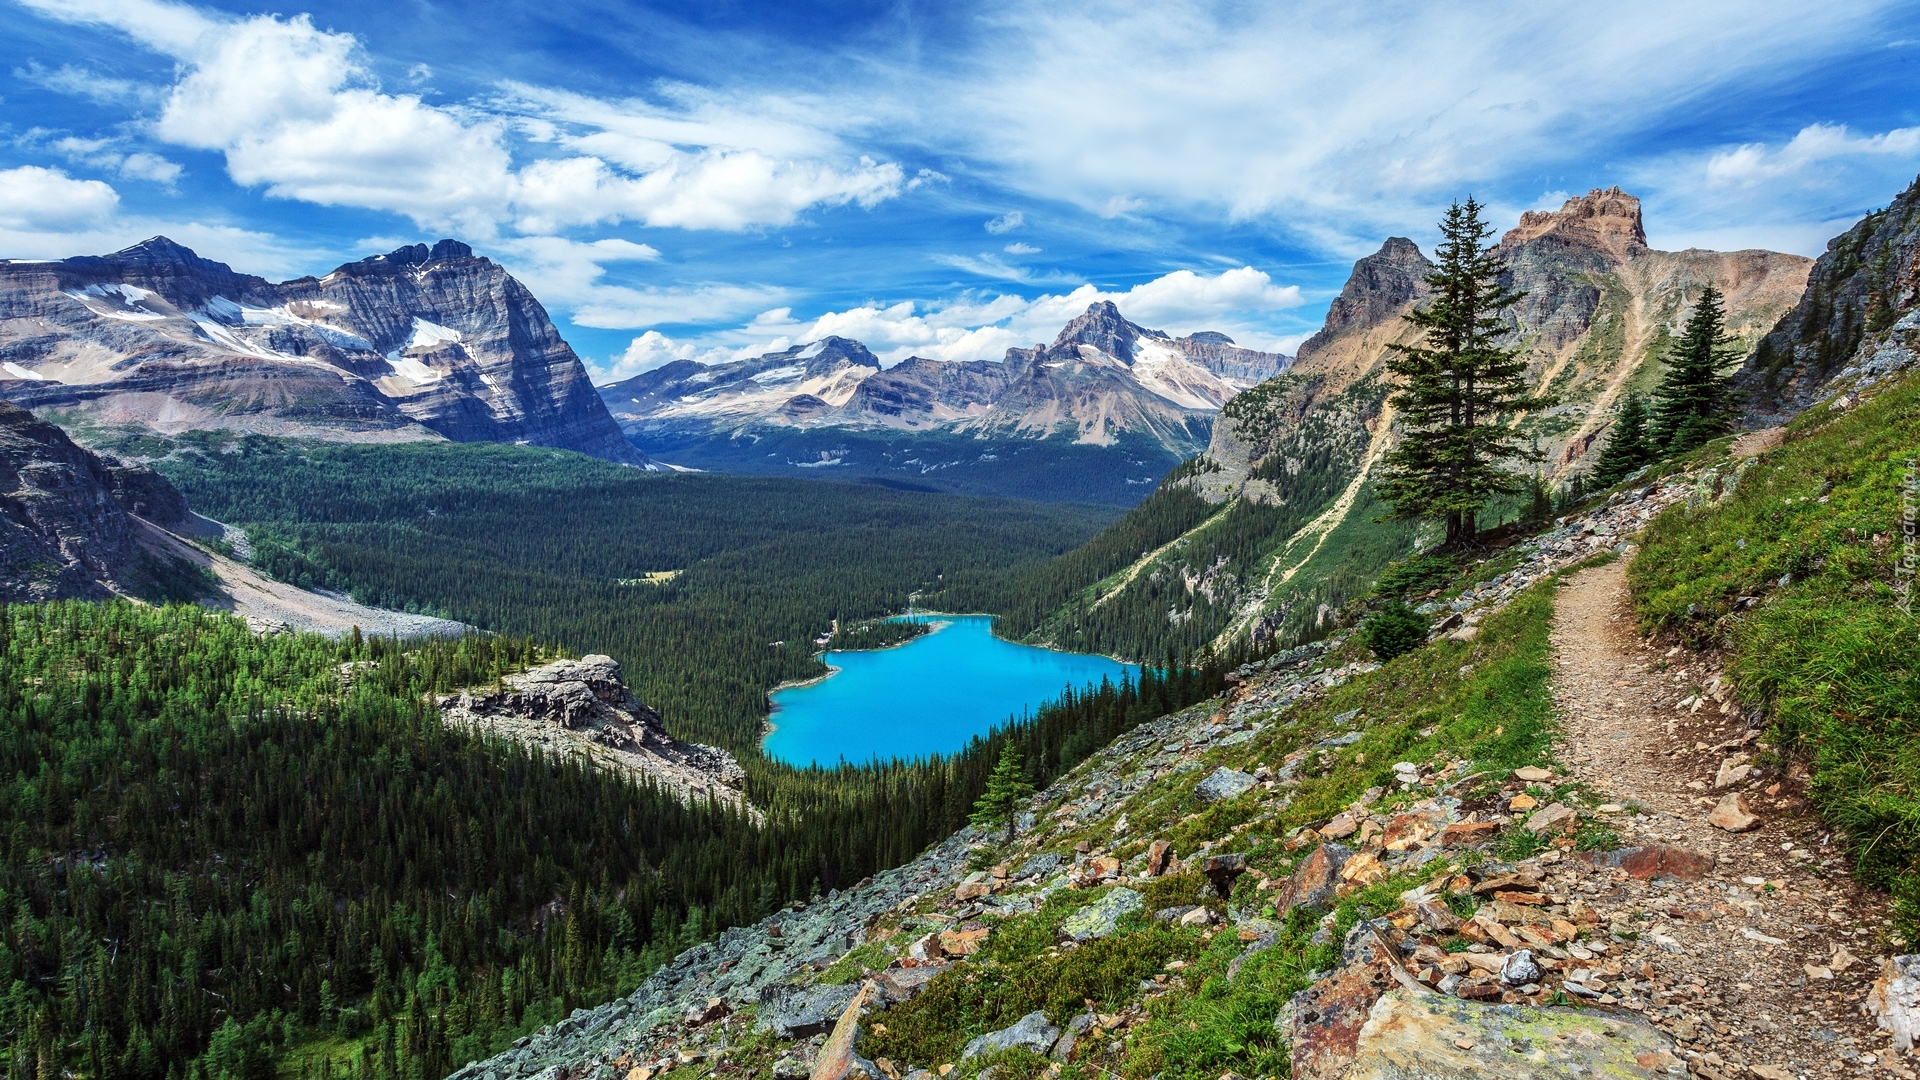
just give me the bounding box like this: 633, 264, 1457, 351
1550, 558, 1902, 1078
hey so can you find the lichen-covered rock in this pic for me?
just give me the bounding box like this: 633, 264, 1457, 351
1060, 887, 1143, 941
759, 984, 861, 1039
1290, 923, 1401, 1080
1343, 989, 1684, 1079
1277, 842, 1351, 914
1195, 766, 1257, 803
962, 1011, 1061, 1060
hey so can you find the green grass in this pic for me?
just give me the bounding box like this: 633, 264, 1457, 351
1631, 367, 1920, 928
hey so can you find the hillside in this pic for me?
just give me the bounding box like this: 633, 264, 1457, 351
0, 237, 647, 465
975, 188, 1813, 660
600, 303, 1288, 505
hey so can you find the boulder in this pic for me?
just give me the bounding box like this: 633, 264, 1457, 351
962, 1011, 1061, 1060
1196, 766, 1258, 803
1015, 852, 1062, 880
1867, 955, 1920, 1052
1381, 812, 1443, 851
1146, 840, 1174, 876
809, 984, 878, 1080
1290, 923, 1400, 1080
1574, 844, 1714, 880
1202, 853, 1248, 897
1061, 887, 1144, 941
1343, 990, 1684, 1079
1438, 821, 1499, 847
1277, 842, 1352, 914
873, 964, 947, 1004
1522, 802, 1576, 833
1707, 792, 1760, 832
759, 983, 862, 1039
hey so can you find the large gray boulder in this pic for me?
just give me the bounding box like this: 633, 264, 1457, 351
962, 1011, 1062, 1060
756, 982, 860, 1039
1195, 766, 1257, 803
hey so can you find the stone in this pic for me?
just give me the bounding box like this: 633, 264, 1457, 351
1507, 793, 1538, 812
684, 997, 728, 1024
938, 927, 988, 956
1196, 767, 1258, 803
1867, 955, 1920, 1052
872, 964, 947, 1004
1498, 950, 1541, 986
1086, 856, 1121, 880
1320, 812, 1360, 839
1178, 906, 1215, 927
1015, 852, 1062, 880
962, 1011, 1062, 1060
1512, 767, 1554, 782
1146, 840, 1174, 876
1574, 845, 1714, 880
1413, 900, 1462, 933
1439, 821, 1499, 847
1523, 802, 1576, 833
1290, 925, 1400, 1080
954, 880, 992, 902
1712, 754, 1753, 789
1343, 989, 1686, 1079
1707, 792, 1760, 832
1202, 853, 1249, 897
1061, 887, 1144, 941
760, 983, 862, 1039
1278, 843, 1352, 913
1339, 850, 1386, 887
809, 983, 877, 1080
1382, 812, 1443, 851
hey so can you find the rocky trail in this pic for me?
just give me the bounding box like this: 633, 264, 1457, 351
1551, 558, 1899, 1078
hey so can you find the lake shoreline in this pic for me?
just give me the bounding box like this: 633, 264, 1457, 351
759, 613, 1140, 767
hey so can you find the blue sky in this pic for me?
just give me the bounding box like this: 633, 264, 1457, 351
2, 0, 1918, 380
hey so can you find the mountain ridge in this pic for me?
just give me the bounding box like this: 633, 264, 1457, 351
0, 236, 649, 465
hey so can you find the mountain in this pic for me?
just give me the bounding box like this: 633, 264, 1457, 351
988, 187, 1814, 659
0, 397, 193, 600
599, 301, 1288, 505
0, 237, 648, 465
1735, 172, 1920, 422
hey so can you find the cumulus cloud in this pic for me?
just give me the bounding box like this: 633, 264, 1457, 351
17, 0, 911, 236
1704, 123, 1920, 187
44, 135, 183, 184
0, 165, 119, 230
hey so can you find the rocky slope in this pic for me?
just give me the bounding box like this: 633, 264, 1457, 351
0, 237, 648, 465
598, 303, 1286, 504
448, 459, 1904, 1080
0, 397, 190, 600
437, 655, 750, 812
1031, 188, 1812, 657
1735, 173, 1920, 423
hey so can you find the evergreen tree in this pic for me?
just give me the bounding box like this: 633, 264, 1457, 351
1375, 198, 1551, 548
1590, 391, 1655, 487
1649, 285, 1740, 453
969, 741, 1035, 842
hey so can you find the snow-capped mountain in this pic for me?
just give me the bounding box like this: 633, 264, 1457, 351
0, 237, 647, 465
599, 301, 1288, 502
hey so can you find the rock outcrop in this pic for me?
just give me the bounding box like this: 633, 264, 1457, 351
1736, 173, 1920, 422
0, 398, 190, 599
0, 237, 648, 465
437, 655, 748, 810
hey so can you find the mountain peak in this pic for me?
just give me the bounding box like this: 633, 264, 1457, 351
99, 236, 242, 278
1501, 186, 1647, 259
1050, 300, 1166, 359
1296, 237, 1434, 364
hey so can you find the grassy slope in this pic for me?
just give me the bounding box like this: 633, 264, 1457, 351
1631, 368, 1920, 925
857, 567, 1588, 1080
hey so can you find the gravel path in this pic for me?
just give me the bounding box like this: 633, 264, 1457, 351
1552, 558, 1903, 1079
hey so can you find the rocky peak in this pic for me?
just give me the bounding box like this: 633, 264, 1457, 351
58, 236, 268, 308
1049, 301, 1166, 361
1501, 187, 1648, 261
1296, 237, 1434, 363
1185, 331, 1235, 346
800, 336, 882, 372
334, 239, 482, 278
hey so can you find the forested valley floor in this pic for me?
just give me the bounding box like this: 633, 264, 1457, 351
2, 434, 1249, 1080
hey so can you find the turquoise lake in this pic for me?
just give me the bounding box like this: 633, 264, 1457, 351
763, 614, 1139, 766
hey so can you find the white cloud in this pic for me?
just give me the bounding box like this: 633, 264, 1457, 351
44, 135, 183, 184
603, 264, 1307, 379
0, 165, 119, 230
984, 210, 1024, 233
12, 61, 161, 104
1704, 123, 1920, 187
1004, 241, 1041, 254
17, 0, 911, 236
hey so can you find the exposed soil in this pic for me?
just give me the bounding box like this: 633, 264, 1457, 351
1552, 558, 1903, 1078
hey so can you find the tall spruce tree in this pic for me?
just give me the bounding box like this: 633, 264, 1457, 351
969, 741, 1035, 842
1649, 284, 1740, 453
1375, 198, 1550, 548
1590, 391, 1655, 487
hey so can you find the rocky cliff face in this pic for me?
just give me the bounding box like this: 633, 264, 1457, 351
1735, 174, 1920, 422
600, 302, 1289, 459
0, 238, 648, 465
438, 654, 749, 811
0, 399, 189, 600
